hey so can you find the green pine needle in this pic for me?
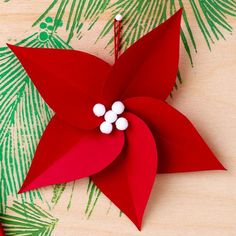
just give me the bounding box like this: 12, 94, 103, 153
0, 201, 58, 235
0, 18, 72, 213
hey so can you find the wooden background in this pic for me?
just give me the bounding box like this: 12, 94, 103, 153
0, 1, 236, 235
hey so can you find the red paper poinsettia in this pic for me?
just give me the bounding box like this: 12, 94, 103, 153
8, 9, 225, 230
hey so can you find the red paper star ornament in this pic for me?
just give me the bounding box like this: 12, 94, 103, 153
8, 9, 225, 230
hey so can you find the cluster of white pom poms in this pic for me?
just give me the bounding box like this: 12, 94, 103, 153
93, 101, 128, 134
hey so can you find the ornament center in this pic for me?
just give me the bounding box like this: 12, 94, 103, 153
93, 101, 128, 134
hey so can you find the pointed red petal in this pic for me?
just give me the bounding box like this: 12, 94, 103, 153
92, 113, 157, 230
125, 97, 225, 173
8, 44, 111, 129
103, 9, 182, 103
19, 115, 124, 193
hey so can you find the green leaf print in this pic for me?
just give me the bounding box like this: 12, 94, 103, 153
0, 17, 72, 213
0, 201, 58, 235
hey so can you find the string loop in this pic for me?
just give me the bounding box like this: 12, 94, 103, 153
114, 14, 122, 62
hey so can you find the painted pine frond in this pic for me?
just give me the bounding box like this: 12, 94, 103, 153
97, 0, 193, 83
0, 201, 58, 235
51, 181, 75, 210
35, 0, 236, 62
1, 14, 102, 217
98, 0, 194, 65
0, 18, 72, 213
98, 0, 236, 62
33, 0, 236, 82
51, 184, 67, 206
190, 0, 236, 50
33, 0, 110, 43
85, 179, 101, 218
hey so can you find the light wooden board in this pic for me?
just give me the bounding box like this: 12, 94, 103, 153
0, 1, 236, 235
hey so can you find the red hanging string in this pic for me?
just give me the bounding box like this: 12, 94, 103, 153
114, 15, 122, 62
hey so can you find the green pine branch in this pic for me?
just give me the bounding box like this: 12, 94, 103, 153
0, 201, 58, 235
85, 179, 101, 218
51, 181, 75, 210
33, 0, 110, 43
98, 0, 236, 63
35, 0, 236, 80
0, 17, 72, 213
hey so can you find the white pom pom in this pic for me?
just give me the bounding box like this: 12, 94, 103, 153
112, 101, 125, 115
115, 14, 123, 21
104, 110, 118, 123
115, 117, 128, 131
100, 121, 113, 134
93, 103, 106, 117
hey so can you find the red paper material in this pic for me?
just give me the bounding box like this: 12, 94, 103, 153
125, 97, 225, 173
19, 115, 124, 193
92, 113, 157, 230
7, 44, 111, 130
103, 9, 181, 103
8, 9, 225, 230
0, 223, 4, 236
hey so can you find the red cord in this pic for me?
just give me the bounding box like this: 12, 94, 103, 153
114, 18, 122, 62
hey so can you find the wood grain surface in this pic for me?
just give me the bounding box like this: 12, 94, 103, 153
0, 1, 236, 235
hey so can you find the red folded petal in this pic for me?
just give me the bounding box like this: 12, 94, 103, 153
8, 44, 111, 129
102, 9, 182, 103
92, 113, 157, 230
19, 115, 124, 193
125, 97, 225, 173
